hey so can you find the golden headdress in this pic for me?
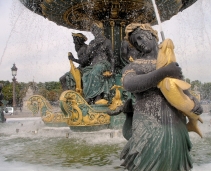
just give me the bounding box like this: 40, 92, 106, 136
124, 23, 159, 42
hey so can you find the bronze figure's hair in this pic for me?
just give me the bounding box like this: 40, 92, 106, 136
72, 33, 88, 42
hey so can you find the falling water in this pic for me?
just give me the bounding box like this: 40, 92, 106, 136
151, 0, 165, 41
0, 117, 126, 171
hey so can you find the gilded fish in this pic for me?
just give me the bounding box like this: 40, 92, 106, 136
156, 39, 203, 138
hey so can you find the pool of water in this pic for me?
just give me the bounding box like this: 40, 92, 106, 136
0, 113, 211, 171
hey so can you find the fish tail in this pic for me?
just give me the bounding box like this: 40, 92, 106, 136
186, 118, 203, 138
198, 116, 203, 123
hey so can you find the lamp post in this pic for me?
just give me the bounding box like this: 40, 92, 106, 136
11, 64, 18, 111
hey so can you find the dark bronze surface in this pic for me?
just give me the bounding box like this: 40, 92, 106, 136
20, 0, 197, 31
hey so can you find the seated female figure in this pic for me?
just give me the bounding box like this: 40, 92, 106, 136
81, 22, 115, 104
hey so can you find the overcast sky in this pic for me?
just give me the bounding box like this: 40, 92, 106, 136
0, 0, 210, 83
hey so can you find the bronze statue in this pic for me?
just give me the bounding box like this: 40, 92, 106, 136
70, 21, 115, 104
119, 23, 203, 171
59, 33, 89, 91
68, 33, 90, 69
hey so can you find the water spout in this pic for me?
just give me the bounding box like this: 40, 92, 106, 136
151, 0, 165, 41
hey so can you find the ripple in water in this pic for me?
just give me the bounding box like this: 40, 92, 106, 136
0, 114, 211, 171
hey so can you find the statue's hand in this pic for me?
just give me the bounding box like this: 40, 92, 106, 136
164, 62, 183, 79
68, 52, 75, 60
191, 96, 203, 115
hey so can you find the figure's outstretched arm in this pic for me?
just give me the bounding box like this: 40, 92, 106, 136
122, 62, 182, 93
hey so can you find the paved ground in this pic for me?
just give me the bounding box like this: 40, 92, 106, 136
4, 105, 60, 119
4, 110, 39, 119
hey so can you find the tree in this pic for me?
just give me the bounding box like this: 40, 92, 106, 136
201, 82, 211, 100
45, 81, 61, 91
0, 80, 28, 106
0, 81, 13, 105
184, 78, 191, 84
190, 80, 202, 91
47, 91, 59, 102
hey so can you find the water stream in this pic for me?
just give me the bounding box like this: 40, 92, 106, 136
0, 113, 211, 171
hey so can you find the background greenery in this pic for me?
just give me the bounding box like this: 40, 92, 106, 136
0, 80, 63, 107
0, 79, 211, 107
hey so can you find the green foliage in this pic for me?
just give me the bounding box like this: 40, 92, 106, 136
36, 81, 62, 102
185, 78, 211, 101
0, 80, 28, 106
45, 81, 61, 91
184, 78, 191, 84
0, 80, 62, 106
47, 91, 59, 101
2, 78, 208, 104
0, 81, 13, 104
200, 82, 211, 100
190, 80, 202, 90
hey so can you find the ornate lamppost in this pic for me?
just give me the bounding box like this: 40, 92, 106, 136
11, 64, 18, 111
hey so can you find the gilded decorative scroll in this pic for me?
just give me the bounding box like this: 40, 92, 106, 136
27, 95, 67, 124
60, 90, 110, 126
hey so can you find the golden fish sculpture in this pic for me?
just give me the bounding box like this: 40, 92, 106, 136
109, 85, 123, 110
156, 39, 203, 138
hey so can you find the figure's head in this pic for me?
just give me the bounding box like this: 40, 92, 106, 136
72, 33, 87, 45
125, 23, 158, 54
90, 21, 104, 37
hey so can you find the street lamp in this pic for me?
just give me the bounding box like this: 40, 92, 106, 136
11, 64, 18, 111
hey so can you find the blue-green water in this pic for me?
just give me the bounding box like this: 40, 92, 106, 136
0, 113, 211, 171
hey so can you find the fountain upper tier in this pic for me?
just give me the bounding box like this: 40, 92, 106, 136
20, 0, 197, 31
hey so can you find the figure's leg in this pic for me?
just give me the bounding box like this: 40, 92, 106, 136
82, 62, 114, 102
82, 65, 104, 99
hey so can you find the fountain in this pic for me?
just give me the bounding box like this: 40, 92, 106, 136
20, 0, 200, 130
0, 0, 210, 170
0, 113, 211, 170
19, 0, 197, 66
